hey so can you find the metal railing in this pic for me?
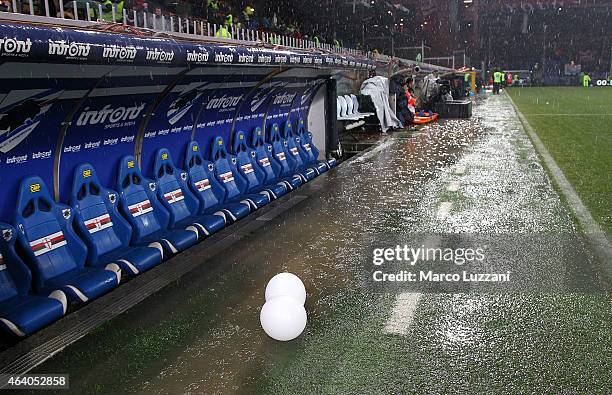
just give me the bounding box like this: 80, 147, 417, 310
0, 0, 368, 57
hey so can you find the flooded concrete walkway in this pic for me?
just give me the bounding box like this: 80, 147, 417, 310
36, 94, 611, 394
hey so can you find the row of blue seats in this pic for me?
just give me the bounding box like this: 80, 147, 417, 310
0, 119, 336, 338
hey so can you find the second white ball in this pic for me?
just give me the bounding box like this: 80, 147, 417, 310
265, 272, 307, 305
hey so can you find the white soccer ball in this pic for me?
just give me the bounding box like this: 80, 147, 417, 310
265, 272, 306, 305
260, 296, 307, 341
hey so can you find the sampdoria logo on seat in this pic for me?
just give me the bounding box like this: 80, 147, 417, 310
195, 179, 211, 191
219, 171, 234, 183
84, 213, 113, 234
164, 189, 184, 204
128, 200, 153, 217
29, 231, 67, 256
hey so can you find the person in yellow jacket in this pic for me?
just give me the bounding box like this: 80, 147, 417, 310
493, 69, 503, 95
242, 5, 254, 23
208, 0, 219, 12
101, 0, 124, 22
216, 14, 232, 38
582, 73, 591, 87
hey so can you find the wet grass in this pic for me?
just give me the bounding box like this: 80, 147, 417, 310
255, 293, 612, 394
507, 87, 612, 235
30, 261, 260, 394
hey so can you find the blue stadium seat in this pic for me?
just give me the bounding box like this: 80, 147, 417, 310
281, 121, 318, 182
231, 130, 288, 201
116, 156, 197, 258
184, 141, 251, 224
13, 177, 119, 304
210, 136, 270, 211
296, 118, 332, 173
153, 148, 225, 239
0, 223, 65, 337
250, 127, 301, 192
267, 123, 304, 190
71, 164, 162, 277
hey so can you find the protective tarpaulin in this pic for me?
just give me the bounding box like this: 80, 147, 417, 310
360, 77, 401, 132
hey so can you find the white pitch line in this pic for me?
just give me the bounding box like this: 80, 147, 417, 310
447, 180, 461, 192
437, 202, 453, 220
383, 292, 423, 335
453, 165, 466, 175
506, 93, 612, 276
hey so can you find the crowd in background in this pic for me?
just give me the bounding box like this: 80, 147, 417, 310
481, 5, 611, 84
3, 0, 611, 84
0, 0, 352, 49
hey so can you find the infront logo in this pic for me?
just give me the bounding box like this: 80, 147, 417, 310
127, 161, 135, 168
238, 53, 254, 63
273, 92, 297, 105
29, 183, 41, 193
214, 53, 234, 63
102, 44, 137, 60
206, 94, 243, 110
82, 169, 92, 178
161, 152, 168, 160
186, 49, 209, 63
48, 40, 91, 58
0, 37, 32, 54
76, 103, 146, 126
146, 48, 175, 62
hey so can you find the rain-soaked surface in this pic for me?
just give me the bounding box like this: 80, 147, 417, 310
36, 94, 611, 394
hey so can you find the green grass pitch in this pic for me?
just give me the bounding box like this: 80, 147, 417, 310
507, 87, 612, 235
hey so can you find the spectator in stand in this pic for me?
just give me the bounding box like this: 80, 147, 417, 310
242, 5, 259, 30
216, 13, 232, 38
101, 0, 125, 22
